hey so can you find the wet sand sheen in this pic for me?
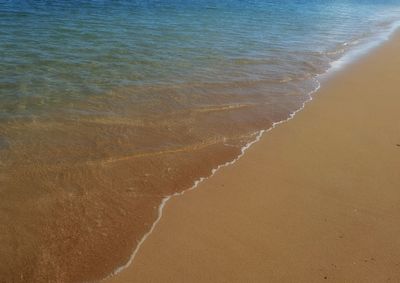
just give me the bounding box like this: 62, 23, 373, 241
0, 77, 307, 281
106, 31, 400, 282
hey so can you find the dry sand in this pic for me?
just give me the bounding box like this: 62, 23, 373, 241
106, 31, 400, 282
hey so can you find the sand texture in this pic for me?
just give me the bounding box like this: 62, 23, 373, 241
106, 31, 400, 282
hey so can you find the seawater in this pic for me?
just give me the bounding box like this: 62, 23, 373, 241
1, 0, 400, 282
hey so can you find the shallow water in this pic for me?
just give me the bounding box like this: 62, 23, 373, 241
1, 0, 400, 281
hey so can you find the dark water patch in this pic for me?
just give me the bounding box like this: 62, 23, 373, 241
0, 137, 9, 150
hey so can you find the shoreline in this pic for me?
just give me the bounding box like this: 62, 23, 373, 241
103, 80, 320, 281
105, 59, 323, 283
103, 23, 400, 281
106, 29, 400, 282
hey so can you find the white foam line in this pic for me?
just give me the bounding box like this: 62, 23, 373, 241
103, 23, 400, 282
101, 78, 320, 282
328, 20, 400, 73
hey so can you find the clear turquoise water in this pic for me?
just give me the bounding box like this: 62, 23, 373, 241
1, 0, 400, 118
1, 1, 400, 281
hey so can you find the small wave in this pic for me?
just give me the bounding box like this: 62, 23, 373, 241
193, 103, 251, 113
325, 48, 345, 56
88, 137, 238, 167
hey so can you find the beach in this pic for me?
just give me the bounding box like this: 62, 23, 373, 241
2, 2, 400, 282
106, 30, 400, 283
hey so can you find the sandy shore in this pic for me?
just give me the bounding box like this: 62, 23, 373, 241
106, 30, 400, 282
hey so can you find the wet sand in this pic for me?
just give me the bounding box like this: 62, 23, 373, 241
106, 31, 400, 282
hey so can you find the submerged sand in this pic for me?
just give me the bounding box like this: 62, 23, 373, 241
106, 31, 400, 282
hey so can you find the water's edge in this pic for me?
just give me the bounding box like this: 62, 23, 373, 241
102, 23, 400, 282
